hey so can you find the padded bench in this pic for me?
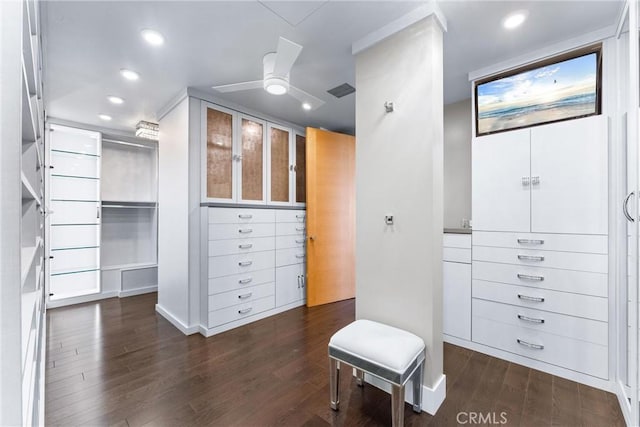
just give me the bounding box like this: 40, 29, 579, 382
328, 319, 426, 426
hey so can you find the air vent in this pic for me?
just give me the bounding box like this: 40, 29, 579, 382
327, 83, 355, 98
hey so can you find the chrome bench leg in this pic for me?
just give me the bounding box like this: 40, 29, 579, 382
391, 384, 404, 427
355, 369, 365, 387
330, 358, 340, 410
412, 360, 424, 413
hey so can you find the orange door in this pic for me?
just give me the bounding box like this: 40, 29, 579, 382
306, 128, 355, 307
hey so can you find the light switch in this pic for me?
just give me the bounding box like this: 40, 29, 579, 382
385, 215, 394, 225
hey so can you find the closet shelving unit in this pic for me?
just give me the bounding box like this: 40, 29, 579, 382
3, 0, 47, 424
100, 137, 158, 295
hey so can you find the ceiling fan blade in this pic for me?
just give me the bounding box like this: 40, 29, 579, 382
288, 85, 325, 110
212, 80, 263, 93
273, 37, 303, 77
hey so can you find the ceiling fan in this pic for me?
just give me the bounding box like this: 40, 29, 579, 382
212, 37, 325, 111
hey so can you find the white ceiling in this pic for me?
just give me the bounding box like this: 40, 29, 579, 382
43, 0, 623, 135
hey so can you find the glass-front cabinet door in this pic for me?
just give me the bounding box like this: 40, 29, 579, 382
239, 116, 266, 204
203, 104, 236, 202
268, 123, 292, 205
294, 133, 306, 206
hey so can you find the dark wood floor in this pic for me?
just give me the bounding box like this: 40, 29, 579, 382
46, 293, 625, 426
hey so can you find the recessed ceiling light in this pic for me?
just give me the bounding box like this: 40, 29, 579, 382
141, 29, 164, 46
302, 102, 312, 111
107, 96, 124, 105
98, 114, 112, 121
503, 10, 528, 30
120, 69, 140, 81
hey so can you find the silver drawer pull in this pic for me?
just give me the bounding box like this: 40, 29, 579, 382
238, 292, 252, 299
238, 307, 253, 314
295, 254, 305, 259
296, 214, 305, 219
295, 226, 305, 231
517, 314, 545, 324
517, 255, 544, 261
239, 228, 253, 234
295, 239, 305, 244
239, 244, 253, 249
517, 274, 544, 281
239, 277, 252, 284
517, 238, 544, 245
517, 294, 544, 302
239, 261, 253, 267
516, 339, 544, 350
238, 214, 253, 219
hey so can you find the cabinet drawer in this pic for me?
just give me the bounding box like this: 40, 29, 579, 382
208, 208, 275, 224
208, 251, 274, 278
276, 247, 306, 267
209, 223, 275, 240
473, 280, 607, 321
443, 247, 471, 264
443, 234, 471, 249
472, 261, 607, 297
208, 295, 276, 328
473, 231, 607, 254
275, 210, 306, 223
276, 222, 306, 236
472, 315, 607, 379
473, 298, 607, 346
276, 235, 306, 250
472, 246, 607, 274
208, 237, 275, 257
208, 268, 275, 295
208, 282, 275, 311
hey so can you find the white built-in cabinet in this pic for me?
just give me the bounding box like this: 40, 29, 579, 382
473, 115, 607, 234
202, 102, 306, 207
1, 0, 46, 424
443, 233, 471, 341
469, 115, 610, 383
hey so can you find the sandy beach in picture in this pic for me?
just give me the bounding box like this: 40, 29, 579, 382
477, 53, 598, 135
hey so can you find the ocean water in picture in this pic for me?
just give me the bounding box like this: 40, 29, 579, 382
476, 53, 598, 135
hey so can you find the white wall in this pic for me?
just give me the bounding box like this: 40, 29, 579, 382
444, 99, 472, 229
157, 98, 190, 328
355, 15, 445, 411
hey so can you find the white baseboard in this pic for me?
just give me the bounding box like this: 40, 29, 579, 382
119, 286, 157, 298
47, 291, 118, 309
155, 304, 198, 335
198, 299, 306, 337
444, 334, 615, 393
363, 372, 447, 415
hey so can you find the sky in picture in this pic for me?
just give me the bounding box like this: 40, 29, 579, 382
477, 53, 597, 117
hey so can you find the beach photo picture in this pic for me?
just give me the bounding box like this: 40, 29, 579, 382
476, 51, 599, 136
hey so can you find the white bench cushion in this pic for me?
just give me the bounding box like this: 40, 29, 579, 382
329, 319, 425, 374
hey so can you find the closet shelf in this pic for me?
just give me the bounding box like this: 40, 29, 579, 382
20, 243, 38, 286
101, 201, 157, 208
101, 262, 158, 271
21, 171, 41, 205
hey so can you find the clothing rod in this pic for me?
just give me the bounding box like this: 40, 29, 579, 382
102, 138, 155, 149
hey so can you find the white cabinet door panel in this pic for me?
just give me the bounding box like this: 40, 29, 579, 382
530, 116, 607, 234
50, 201, 100, 225
50, 176, 100, 201
473, 129, 530, 232
275, 263, 305, 306
50, 126, 100, 155
49, 270, 100, 300
51, 151, 100, 178
50, 224, 100, 249
50, 247, 99, 274
443, 261, 471, 340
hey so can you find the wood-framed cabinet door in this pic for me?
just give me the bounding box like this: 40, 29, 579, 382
237, 115, 267, 204
530, 115, 608, 235
292, 132, 306, 206
472, 128, 531, 232
267, 123, 292, 205
202, 102, 237, 203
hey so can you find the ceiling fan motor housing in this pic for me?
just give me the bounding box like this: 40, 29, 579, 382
263, 52, 290, 95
